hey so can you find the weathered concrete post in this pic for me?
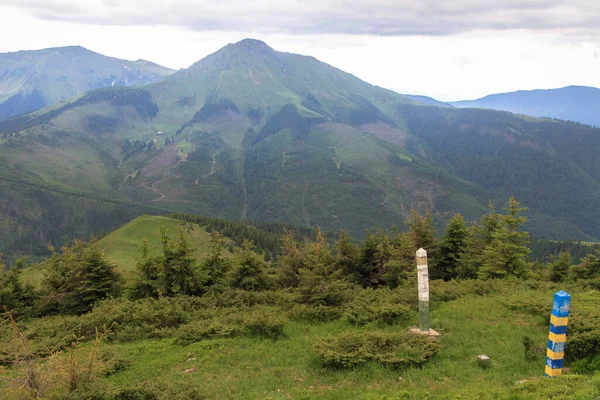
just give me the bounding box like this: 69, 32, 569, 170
416, 248, 430, 333
545, 290, 571, 377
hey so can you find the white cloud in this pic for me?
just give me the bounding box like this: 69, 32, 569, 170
1, 3, 600, 100
3, 0, 600, 37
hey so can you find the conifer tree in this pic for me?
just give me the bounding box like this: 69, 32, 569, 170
548, 251, 572, 283
571, 253, 600, 281
278, 232, 305, 287
479, 197, 531, 279
69, 244, 122, 315
0, 257, 36, 315
380, 230, 413, 288
334, 230, 359, 280
158, 225, 203, 296
298, 228, 349, 305
41, 240, 121, 315
131, 239, 161, 299
201, 231, 231, 293
230, 240, 267, 291
357, 230, 384, 287
456, 202, 502, 279
435, 214, 469, 280
407, 210, 437, 251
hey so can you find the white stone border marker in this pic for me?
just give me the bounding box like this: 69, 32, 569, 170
416, 248, 430, 333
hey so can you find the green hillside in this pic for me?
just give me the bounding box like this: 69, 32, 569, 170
96, 215, 222, 277
2, 39, 600, 259
18, 215, 228, 285
0, 46, 174, 120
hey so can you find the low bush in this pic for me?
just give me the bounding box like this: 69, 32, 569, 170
175, 321, 242, 345
242, 307, 286, 339
288, 304, 343, 323
344, 289, 411, 326
313, 331, 441, 369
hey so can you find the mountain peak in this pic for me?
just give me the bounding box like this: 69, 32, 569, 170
228, 38, 274, 54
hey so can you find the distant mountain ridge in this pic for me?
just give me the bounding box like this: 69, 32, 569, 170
2, 39, 600, 259
0, 46, 174, 120
451, 86, 600, 127
402, 94, 454, 108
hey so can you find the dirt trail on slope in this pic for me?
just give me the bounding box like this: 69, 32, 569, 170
143, 182, 166, 201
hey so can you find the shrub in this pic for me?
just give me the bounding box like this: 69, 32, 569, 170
313, 331, 441, 369
242, 307, 286, 339
113, 388, 159, 400
288, 304, 343, 323
345, 302, 411, 326
429, 279, 496, 302
175, 321, 242, 345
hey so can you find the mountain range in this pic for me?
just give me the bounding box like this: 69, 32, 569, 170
0, 46, 174, 121
1, 38, 600, 259
451, 86, 600, 127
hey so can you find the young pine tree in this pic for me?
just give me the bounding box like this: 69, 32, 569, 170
297, 228, 349, 306
456, 202, 502, 279
407, 210, 438, 252
0, 258, 36, 316
380, 230, 414, 289
69, 244, 122, 315
479, 197, 531, 280
41, 240, 121, 315
548, 251, 572, 283
131, 239, 161, 299
434, 214, 469, 280
278, 232, 305, 288
159, 226, 203, 296
334, 230, 359, 280
571, 253, 600, 281
230, 240, 267, 291
200, 231, 231, 294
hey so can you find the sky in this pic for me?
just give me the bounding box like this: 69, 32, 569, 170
0, 1, 599, 101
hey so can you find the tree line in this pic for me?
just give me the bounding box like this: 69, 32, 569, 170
2, 196, 600, 318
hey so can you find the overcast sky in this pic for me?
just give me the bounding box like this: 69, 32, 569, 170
1, 1, 599, 100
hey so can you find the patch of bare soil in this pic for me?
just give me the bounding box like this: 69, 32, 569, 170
360, 122, 407, 147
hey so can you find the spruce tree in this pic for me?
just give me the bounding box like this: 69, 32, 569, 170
457, 202, 502, 279
407, 210, 437, 251
381, 230, 414, 288
334, 230, 359, 281
278, 232, 304, 288
201, 231, 231, 293
549, 251, 572, 283
297, 228, 349, 306
571, 253, 600, 280
435, 214, 469, 280
230, 240, 267, 291
158, 225, 203, 296
479, 197, 531, 279
41, 240, 121, 315
131, 239, 161, 299
69, 244, 122, 315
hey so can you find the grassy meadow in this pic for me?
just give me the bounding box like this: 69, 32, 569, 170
3, 280, 600, 399
19, 215, 224, 285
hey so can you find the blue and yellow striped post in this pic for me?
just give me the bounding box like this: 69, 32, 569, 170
545, 290, 571, 377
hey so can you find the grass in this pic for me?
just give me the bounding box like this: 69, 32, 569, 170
101, 294, 550, 398
19, 215, 224, 285
95, 215, 221, 278
3, 283, 600, 398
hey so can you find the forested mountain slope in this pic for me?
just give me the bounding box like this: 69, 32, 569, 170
1, 39, 600, 258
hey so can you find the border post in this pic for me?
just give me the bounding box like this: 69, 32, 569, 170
545, 290, 571, 377
416, 248, 430, 333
